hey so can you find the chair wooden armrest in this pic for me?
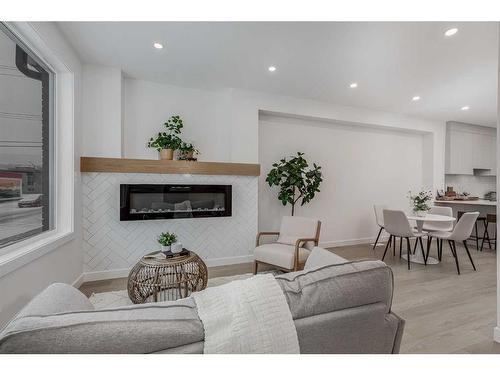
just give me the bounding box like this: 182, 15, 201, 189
255, 231, 280, 246
293, 238, 319, 270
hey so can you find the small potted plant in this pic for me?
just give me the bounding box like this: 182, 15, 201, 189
147, 115, 183, 160
178, 142, 199, 161
408, 190, 433, 217
158, 232, 177, 253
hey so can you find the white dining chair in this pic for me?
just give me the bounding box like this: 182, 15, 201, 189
373, 204, 387, 250
427, 212, 479, 275
382, 209, 427, 270
422, 206, 454, 255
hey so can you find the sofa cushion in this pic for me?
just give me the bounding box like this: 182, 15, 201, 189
0, 293, 204, 354
304, 247, 347, 270
254, 243, 310, 270
276, 260, 393, 320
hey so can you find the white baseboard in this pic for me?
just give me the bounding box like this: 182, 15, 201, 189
494, 327, 500, 343
78, 235, 393, 284
205, 255, 254, 267
80, 254, 255, 283
82, 268, 130, 283
320, 235, 390, 248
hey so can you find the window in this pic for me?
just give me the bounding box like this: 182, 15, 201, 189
0, 24, 54, 249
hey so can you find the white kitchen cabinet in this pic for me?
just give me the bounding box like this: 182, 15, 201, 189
445, 122, 496, 176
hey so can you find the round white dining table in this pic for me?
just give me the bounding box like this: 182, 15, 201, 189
401, 213, 456, 265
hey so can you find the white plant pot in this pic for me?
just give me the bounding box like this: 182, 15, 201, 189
171, 242, 183, 253
161, 245, 171, 253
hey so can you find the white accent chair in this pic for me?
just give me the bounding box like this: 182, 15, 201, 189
254, 216, 321, 273
373, 204, 387, 250
427, 212, 479, 275
382, 209, 426, 270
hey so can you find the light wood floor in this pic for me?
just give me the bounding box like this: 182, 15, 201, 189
79, 240, 500, 354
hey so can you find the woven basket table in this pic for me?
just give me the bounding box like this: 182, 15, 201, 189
127, 250, 208, 304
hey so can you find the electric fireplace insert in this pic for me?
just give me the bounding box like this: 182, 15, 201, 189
120, 184, 232, 221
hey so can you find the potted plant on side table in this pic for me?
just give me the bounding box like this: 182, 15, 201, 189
158, 232, 177, 254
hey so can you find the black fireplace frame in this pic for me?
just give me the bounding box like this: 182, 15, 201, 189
120, 184, 232, 221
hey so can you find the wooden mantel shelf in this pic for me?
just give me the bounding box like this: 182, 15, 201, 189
80, 157, 260, 176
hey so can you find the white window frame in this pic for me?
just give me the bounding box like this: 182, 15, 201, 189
0, 22, 76, 278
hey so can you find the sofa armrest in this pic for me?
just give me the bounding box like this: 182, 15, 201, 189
276, 260, 394, 320
13, 283, 94, 319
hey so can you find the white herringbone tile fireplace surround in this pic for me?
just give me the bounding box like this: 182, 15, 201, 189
82, 172, 258, 281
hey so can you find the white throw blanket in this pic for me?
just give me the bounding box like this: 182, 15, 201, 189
192, 273, 300, 354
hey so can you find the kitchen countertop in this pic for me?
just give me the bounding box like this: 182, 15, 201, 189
434, 199, 497, 206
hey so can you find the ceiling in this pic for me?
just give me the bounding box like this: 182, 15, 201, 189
58, 22, 499, 127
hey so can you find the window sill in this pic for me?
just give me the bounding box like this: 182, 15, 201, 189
0, 230, 75, 279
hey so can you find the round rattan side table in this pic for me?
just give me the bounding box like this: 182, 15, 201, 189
127, 250, 208, 304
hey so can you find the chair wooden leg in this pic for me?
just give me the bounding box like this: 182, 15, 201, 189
448, 240, 460, 275
463, 240, 476, 271
382, 235, 392, 261
406, 237, 411, 270
373, 227, 383, 250
393, 236, 396, 256
253, 261, 258, 275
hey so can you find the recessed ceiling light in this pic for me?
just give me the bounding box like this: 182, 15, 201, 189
444, 28, 458, 37
153, 42, 164, 49
412, 96, 421, 101
461, 106, 470, 111
349, 82, 358, 88
268, 66, 276, 72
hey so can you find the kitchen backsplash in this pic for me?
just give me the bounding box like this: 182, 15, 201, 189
444, 175, 496, 198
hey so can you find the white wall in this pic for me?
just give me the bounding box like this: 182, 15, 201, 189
123, 79, 233, 161
120, 79, 446, 180
259, 113, 427, 246
0, 22, 82, 329
82, 65, 122, 157
116, 78, 445, 246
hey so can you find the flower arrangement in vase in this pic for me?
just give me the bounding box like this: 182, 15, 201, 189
408, 190, 433, 217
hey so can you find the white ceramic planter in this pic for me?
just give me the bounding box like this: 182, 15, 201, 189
171, 242, 183, 253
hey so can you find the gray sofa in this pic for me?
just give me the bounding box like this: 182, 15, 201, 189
0, 249, 404, 353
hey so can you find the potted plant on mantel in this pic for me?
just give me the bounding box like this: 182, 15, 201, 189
178, 142, 200, 161
147, 115, 183, 160
266, 152, 323, 216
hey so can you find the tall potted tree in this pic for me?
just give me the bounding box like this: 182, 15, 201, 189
266, 152, 323, 216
